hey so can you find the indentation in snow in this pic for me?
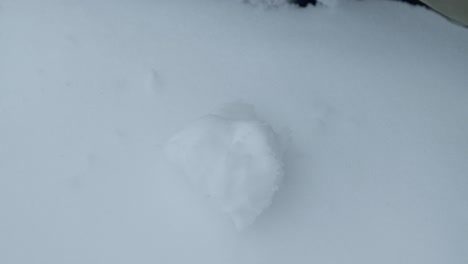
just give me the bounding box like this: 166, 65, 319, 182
165, 103, 284, 230
145, 69, 165, 95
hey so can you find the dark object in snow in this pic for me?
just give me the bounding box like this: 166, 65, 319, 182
420, 0, 468, 27
395, 0, 425, 6
289, 0, 425, 8
288, 0, 467, 27
397, 0, 468, 27
289, 0, 317, 7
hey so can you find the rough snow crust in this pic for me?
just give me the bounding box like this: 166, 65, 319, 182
166, 104, 283, 229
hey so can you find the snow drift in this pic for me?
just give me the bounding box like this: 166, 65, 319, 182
165, 103, 284, 229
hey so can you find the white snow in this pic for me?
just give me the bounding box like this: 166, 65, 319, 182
243, 0, 288, 8
1, 0, 467, 263
166, 103, 283, 229
317, 0, 341, 8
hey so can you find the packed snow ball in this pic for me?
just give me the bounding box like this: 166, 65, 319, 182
165, 103, 284, 230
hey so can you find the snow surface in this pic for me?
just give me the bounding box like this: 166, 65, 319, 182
244, 0, 289, 8
1, 0, 468, 263
317, 0, 341, 8
243, 0, 340, 8
166, 103, 283, 230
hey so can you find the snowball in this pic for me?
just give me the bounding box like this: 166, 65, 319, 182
165, 103, 284, 230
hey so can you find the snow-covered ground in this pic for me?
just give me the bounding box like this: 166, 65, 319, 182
1, 0, 467, 263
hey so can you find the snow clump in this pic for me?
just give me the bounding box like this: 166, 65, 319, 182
165, 103, 284, 230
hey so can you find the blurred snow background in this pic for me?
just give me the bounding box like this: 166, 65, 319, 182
0, 0, 467, 263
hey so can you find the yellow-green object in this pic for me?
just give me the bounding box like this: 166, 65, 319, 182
421, 0, 468, 26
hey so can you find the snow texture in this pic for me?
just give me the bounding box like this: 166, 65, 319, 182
317, 0, 340, 8
1, 0, 468, 263
242, 0, 288, 7
166, 103, 283, 229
